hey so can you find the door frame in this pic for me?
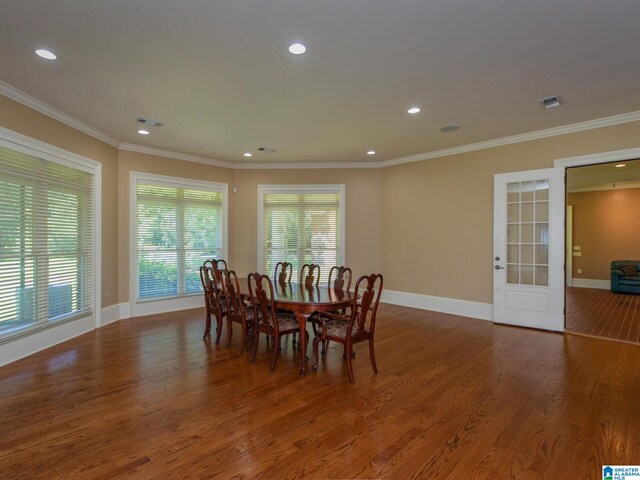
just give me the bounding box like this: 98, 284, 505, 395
552, 146, 640, 328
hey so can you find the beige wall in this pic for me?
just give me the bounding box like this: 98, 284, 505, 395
382, 121, 640, 303
3, 91, 640, 310
232, 168, 382, 279
568, 188, 640, 280
117, 150, 236, 302
0, 95, 120, 307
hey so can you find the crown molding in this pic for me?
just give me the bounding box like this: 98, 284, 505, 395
234, 160, 380, 170
379, 111, 640, 168
119, 143, 234, 169
0, 80, 121, 148
2, 80, 639, 170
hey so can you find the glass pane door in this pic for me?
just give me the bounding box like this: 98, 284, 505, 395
506, 180, 549, 286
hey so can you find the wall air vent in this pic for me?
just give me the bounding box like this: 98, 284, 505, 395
136, 117, 164, 127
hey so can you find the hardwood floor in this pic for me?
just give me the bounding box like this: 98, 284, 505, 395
1, 304, 639, 479
566, 287, 640, 344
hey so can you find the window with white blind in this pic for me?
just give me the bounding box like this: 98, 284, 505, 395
132, 173, 227, 304
0, 143, 95, 339
258, 185, 345, 283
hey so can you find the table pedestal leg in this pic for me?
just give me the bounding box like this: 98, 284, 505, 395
294, 312, 308, 374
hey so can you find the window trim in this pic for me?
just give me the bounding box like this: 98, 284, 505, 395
257, 184, 346, 275
130, 172, 228, 317
0, 126, 101, 356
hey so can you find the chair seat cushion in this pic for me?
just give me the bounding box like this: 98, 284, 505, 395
619, 276, 640, 285
324, 319, 357, 339
276, 313, 298, 331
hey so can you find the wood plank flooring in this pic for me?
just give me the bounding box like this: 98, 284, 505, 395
1, 304, 639, 479
566, 287, 640, 344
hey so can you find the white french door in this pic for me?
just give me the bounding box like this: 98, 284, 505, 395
493, 167, 565, 331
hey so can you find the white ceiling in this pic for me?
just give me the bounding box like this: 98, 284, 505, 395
2, 0, 640, 164
567, 158, 640, 192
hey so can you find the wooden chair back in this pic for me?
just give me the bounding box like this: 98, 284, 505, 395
203, 266, 225, 315
349, 274, 383, 335
328, 266, 352, 291
274, 261, 293, 284
199, 265, 210, 298
300, 263, 320, 287
247, 273, 279, 333
211, 259, 227, 284
221, 269, 244, 319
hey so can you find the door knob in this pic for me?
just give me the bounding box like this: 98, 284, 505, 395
495, 265, 504, 270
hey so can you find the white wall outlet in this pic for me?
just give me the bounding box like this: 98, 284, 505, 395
577, 269, 582, 274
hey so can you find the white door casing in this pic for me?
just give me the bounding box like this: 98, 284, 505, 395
493, 167, 565, 331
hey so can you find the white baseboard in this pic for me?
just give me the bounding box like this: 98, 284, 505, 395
101, 303, 120, 326
119, 303, 130, 320
0, 315, 95, 367
129, 295, 204, 318
381, 289, 493, 321
571, 278, 610, 290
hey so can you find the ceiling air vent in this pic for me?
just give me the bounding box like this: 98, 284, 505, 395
539, 96, 561, 110
258, 147, 277, 153
137, 117, 164, 127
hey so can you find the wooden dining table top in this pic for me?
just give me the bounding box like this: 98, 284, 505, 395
236, 277, 356, 308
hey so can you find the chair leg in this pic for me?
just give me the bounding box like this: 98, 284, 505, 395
239, 321, 247, 355
312, 336, 320, 369
345, 340, 355, 384
203, 310, 211, 340
292, 331, 297, 347
251, 331, 260, 363
368, 337, 378, 374
225, 318, 233, 348
270, 335, 280, 372
321, 339, 329, 355
214, 315, 224, 344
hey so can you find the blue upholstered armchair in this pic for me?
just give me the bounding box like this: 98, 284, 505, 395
611, 260, 640, 294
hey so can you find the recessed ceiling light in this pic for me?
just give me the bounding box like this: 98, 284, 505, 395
138, 129, 150, 135
243, 153, 253, 157
35, 49, 57, 60
615, 163, 627, 168
440, 125, 460, 133
288, 43, 307, 55
367, 151, 376, 155
407, 107, 421, 114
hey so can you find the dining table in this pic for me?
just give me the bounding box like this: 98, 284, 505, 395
238, 278, 356, 374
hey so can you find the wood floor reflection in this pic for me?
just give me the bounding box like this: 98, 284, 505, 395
566, 286, 640, 344
1, 304, 639, 479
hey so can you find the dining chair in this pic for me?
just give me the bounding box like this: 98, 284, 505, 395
221, 269, 254, 354
201, 265, 228, 343
247, 273, 299, 372
300, 263, 320, 287
274, 261, 293, 284
312, 273, 383, 383
312, 265, 353, 354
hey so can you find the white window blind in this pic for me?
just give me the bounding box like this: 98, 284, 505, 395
0, 145, 94, 339
136, 179, 224, 301
260, 186, 344, 283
